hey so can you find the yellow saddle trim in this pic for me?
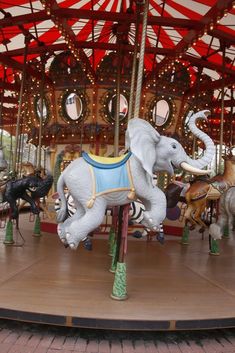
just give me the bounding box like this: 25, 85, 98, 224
87, 153, 129, 165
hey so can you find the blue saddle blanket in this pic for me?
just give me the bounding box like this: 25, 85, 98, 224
82, 152, 132, 194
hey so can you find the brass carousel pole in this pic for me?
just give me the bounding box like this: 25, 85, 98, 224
0, 67, 6, 145
12, 35, 29, 177
4, 35, 30, 245
110, 33, 123, 269
113, 41, 122, 157
127, 5, 141, 121
230, 87, 234, 146
37, 55, 46, 172
0, 66, 8, 172
111, 0, 149, 301
33, 55, 46, 237
133, 0, 149, 118
218, 44, 226, 174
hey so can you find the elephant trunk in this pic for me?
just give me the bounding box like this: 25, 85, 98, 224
180, 110, 215, 173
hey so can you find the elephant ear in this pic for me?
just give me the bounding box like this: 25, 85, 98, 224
125, 118, 160, 179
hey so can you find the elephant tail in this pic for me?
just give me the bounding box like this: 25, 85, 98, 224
56, 173, 68, 223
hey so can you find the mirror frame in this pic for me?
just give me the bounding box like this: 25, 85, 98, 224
34, 94, 51, 125
58, 89, 90, 124
146, 95, 175, 130
99, 89, 130, 125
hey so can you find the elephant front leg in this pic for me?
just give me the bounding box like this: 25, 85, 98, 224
57, 222, 68, 245
140, 188, 167, 230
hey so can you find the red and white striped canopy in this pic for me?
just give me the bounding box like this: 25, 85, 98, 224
0, 0, 235, 111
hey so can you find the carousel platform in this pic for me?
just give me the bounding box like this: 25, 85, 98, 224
0, 213, 235, 331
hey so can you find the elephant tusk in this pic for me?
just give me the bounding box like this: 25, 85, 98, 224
180, 162, 212, 175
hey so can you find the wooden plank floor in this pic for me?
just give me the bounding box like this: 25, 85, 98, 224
0, 213, 235, 330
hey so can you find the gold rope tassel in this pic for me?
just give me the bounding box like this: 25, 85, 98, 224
87, 165, 96, 209
127, 160, 136, 200
87, 196, 96, 209
127, 188, 136, 200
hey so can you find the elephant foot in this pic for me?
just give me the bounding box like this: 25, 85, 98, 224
65, 232, 79, 250
57, 223, 68, 245
142, 214, 156, 230
142, 212, 160, 232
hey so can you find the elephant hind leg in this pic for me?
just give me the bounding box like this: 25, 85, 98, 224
64, 198, 107, 249
57, 202, 85, 245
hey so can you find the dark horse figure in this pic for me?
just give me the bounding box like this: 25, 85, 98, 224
165, 181, 187, 208
30, 174, 53, 201
1, 175, 53, 219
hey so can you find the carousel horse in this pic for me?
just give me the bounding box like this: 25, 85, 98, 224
0, 175, 43, 219
17, 162, 48, 178
163, 151, 235, 232
17, 152, 54, 218
209, 186, 235, 239
184, 149, 235, 232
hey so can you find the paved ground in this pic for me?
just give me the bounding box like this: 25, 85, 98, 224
0, 319, 235, 353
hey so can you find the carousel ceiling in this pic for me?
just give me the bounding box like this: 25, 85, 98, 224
0, 0, 234, 128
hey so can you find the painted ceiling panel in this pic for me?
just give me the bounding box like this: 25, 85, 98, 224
0, 0, 234, 105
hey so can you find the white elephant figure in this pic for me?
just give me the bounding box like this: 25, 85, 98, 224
57, 110, 215, 249
209, 186, 235, 239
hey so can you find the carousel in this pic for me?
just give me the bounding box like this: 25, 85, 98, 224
0, 0, 234, 331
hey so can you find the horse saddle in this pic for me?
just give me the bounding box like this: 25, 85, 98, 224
82, 152, 135, 208
210, 180, 231, 194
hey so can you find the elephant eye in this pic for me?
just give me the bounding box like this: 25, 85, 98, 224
172, 143, 177, 149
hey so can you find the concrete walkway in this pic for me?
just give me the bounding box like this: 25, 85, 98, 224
0, 319, 235, 353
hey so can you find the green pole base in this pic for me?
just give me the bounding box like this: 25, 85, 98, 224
181, 225, 189, 245
109, 241, 117, 273
4, 220, 14, 245
209, 238, 220, 256
110, 262, 128, 300
33, 214, 41, 237
108, 227, 116, 256
222, 224, 230, 239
